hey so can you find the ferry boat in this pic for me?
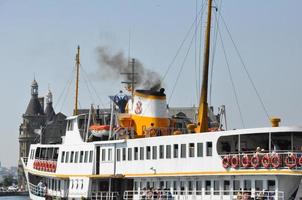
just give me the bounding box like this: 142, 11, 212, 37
21, 0, 302, 199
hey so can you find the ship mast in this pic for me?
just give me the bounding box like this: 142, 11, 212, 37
195, 0, 213, 133
74, 45, 80, 116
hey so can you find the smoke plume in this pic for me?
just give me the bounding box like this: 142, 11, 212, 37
96, 46, 162, 90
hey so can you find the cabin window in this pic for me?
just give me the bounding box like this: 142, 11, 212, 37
174, 144, 179, 158
134, 147, 138, 160
117, 149, 121, 162
61, 151, 65, 163
272, 132, 292, 152
159, 145, 165, 159
255, 180, 263, 191
166, 145, 171, 159
214, 180, 220, 195
293, 132, 302, 151
205, 180, 211, 195
244, 180, 251, 190
233, 180, 240, 195
75, 152, 79, 163
240, 133, 269, 153
80, 151, 84, 163
122, 148, 126, 161
84, 151, 88, 162
65, 152, 69, 163
89, 151, 93, 163
206, 142, 212, 156
223, 180, 230, 195
197, 143, 203, 157
152, 146, 157, 160
67, 120, 74, 131
54, 148, 59, 160
146, 146, 151, 160
196, 181, 202, 195
107, 149, 112, 161
101, 149, 106, 161
188, 181, 193, 194
181, 144, 186, 158
267, 180, 276, 191
173, 181, 177, 190
35, 148, 40, 159
189, 143, 195, 157
140, 147, 144, 160
70, 151, 74, 163
128, 148, 132, 161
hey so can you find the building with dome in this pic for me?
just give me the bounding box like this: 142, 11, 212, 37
18, 79, 66, 189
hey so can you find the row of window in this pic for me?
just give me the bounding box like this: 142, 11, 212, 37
34, 147, 59, 160
61, 150, 93, 164
100, 142, 213, 162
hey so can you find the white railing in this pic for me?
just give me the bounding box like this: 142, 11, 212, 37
28, 182, 47, 197
123, 190, 284, 200
90, 191, 120, 200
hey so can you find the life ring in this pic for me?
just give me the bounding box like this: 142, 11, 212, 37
261, 154, 271, 169
241, 154, 250, 168
271, 154, 281, 168
251, 154, 260, 168
298, 156, 302, 167
53, 162, 57, 172
231, 155, 240, 168
222, 156, 230, 168
285, 153, 297, 169
36, 160, 40, 170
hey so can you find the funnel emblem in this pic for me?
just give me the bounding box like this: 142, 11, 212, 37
135, 100, 143, 114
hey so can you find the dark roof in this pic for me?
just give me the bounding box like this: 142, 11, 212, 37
25, 97, 44, 116
45, 102, 56, 122
135, 88, 166, 97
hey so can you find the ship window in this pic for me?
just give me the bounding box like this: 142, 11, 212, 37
75, 152, 79, 163
223, 180, 230, 195
35, 147, 40, 159
206, 142, 212, 156
61, 151, 65, 163
107, 149, 112, 161
166, 181, 171, 189
89, 151, 93, 163
196, 181, 202, 195
189, 143, 195, 157
53, 148, 59, 160
128, 148, 132, 161
181, 144, 186, 158
67, 120, 74, 131
134, 147, 138, 160
117, 149, 121, 162
197, 143, 203, 157
70, 151, 74, 163
244, 180, 251, 190
173, 181, 177, 190
101, 149, 106, 161
240, 133, 269, 153
84, 151, 88, 162
255, 180, 263, 191
159, 145, 164, 159
205, 180, 211, 195
65, 152, 69, 163
146, 146, 151, 160
293, 132, 302, 151
160, 181, 165, 189
214, 180, 219, 195
188, 181, 193, 194
122, 148, 126, 161
152, 146, 157, 160
166, 145, 171, 159
174, 144, 179, 158
272, 132, 292, 152
267, 180, 275, 191
140, 147, 144, 160
233, 180, 240, 195
80, 151, 84, 163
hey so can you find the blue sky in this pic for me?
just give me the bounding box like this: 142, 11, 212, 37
0, 0, 302, 167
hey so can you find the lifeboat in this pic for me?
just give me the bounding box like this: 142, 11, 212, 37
89, 125, 110, 137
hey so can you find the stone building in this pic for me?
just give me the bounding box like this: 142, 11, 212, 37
18, 79, 66, 189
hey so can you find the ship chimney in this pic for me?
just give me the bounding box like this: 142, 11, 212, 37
270, 117, 281, 127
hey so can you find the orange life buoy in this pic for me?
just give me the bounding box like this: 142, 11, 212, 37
261, 154, 271, 169
241, 154, 250, 168
251, 154, 260, 168
271, 154, 281, 168
222, 156, 230, 168
231, 155, 240, 168
285, 153, 297, 169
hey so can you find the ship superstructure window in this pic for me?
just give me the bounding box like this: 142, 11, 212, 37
89, 151, 93, 163
122, 148, 126, 161
117, 149, 121, 161
61, 151, 65, 163
146, 146, 151, 160
233, 180, 240, 195
188, 181, 193, 194
197, 143, 203, 157
134, 147, 138, 160
244, 180, 251, 190
223, 180, 230, 195
75, 152, 79, 163
107, 149, 112, 161
65, 152, 69, 163
101, 149, 106, 161
189, 143, 195, 157
67, 120, 74, 131
196, 181, 202, 195
174, 144, 179, 158
267, 180, 276, 191
128, 148, 132, 161
181, 144, 186, 158
206, 142, 212, 156
152, 146, 157, 160
205, 180, 211, 195
159, 145, 165, 159
255, 180, 263, 191
70, 151, 74, 163
80, 151, 84, 163
214, 180, 219, 195
84, 151, 88, 162
166, 145, 171, 159
140, 147, 144, 160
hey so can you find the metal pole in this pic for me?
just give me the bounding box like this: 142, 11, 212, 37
74, 46, 80, 116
